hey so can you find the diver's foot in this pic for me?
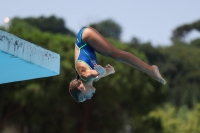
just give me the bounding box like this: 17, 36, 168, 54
149, 65, 166, 85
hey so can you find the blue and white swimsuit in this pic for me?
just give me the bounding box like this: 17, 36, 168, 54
75, 27, 98, 80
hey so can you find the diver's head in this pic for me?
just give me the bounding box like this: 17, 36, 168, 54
69, 79, 96, 102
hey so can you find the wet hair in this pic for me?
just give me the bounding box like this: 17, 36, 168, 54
69, 79, 81, 102
69, 67, 82, 102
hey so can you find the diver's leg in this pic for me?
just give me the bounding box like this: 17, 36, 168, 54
82, 27, 166, 84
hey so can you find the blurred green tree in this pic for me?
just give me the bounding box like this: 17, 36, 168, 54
171, 20, 200, 42
148, 103, 200, 133
190, 38, 200, 47
90, 19, 122, 40
21, 15, 75, 36
160, 44, 200, 108
129, 37, 141, 46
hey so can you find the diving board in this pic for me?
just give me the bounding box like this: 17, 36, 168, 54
0, 30, 60, 84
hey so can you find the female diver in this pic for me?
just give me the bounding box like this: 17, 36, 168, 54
69, 26, 166, 102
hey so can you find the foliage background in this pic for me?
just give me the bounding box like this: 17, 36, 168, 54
0, 16, 200, 133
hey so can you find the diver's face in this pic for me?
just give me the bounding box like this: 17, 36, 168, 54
78, 84, 96, 102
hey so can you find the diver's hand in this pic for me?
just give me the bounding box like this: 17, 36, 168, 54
105, 64, 115, 74
94, 65, 106, 76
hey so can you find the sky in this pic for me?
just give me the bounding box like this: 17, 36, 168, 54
0, 0, 200, 46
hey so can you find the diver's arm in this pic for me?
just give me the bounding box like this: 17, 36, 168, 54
94, 64, 115, 82
80, 69, 99, 80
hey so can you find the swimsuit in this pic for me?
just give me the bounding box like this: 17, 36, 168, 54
75, 27, 98, 80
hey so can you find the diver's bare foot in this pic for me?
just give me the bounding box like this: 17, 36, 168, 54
148, 65, 166, 85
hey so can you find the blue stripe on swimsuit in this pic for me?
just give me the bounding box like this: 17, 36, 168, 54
75, 27, 98, 70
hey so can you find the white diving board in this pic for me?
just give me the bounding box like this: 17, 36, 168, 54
0, 30, 60, 84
